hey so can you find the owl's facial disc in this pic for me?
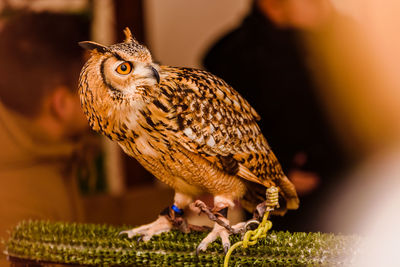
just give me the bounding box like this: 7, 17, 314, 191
100, 56, 159, 96
114, 61, 159, 83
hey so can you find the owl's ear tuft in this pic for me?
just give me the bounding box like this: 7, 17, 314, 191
79, 41, 109, 54
123, 27, 139, 44
123, 27, 133, 43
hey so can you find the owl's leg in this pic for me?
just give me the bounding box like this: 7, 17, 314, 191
195, 195, 237, 254
119, 192, 192, 241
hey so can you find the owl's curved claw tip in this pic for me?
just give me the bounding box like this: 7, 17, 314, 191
196, 243, 207, 256
119, 230, 144, 242
118, 230, 134, 238
223, 243, 231, 254
118, 230, 127, 237
195, 240, 231, 255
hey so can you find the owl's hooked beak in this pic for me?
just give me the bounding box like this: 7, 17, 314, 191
150, 66, 160, 84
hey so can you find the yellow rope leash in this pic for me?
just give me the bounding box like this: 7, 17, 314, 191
224, 187, 279, 267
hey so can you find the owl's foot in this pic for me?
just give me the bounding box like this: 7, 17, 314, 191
119, 215, 173, 241
120, 204, 188, 241
196, 219, 245, 254
194, 199, 245, 254
197, 219, 230, 254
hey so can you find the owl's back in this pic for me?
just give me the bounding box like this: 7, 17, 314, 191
156, 66, 298, 211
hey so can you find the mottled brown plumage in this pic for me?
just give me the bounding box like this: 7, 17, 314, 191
78, 28, 299, 252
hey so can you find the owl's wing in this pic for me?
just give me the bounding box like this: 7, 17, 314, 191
153, 66, 285, 187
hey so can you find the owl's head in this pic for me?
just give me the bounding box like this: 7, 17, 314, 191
79, 27, 160, 96
78, 28, 160, 133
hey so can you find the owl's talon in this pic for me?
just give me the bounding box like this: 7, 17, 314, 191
196, 216, 232, 254
223, 243, 230, 254
196, 230, 231, 254
119, 230, 135, 238
196, 243, 206, 256
119, 215, 173, 241
141, 234, 153, 242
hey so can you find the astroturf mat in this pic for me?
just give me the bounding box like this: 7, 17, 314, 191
4, 220, 361, 266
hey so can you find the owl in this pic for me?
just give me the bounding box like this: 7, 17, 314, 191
78, 28, 299, 253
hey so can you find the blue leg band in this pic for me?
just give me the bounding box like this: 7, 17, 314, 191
171, 204, 184, 215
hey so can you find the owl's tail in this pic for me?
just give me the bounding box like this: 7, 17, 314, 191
241, 175, 299, 216
276, 175, 300, 210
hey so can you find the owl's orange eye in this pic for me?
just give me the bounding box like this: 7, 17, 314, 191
116, 62, 132, 75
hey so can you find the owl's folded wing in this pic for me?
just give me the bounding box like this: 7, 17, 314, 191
151, 67, 286, 187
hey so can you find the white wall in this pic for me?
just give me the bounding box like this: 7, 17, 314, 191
144, 0, 251, 68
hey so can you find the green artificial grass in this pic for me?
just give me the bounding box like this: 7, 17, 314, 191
5, 220, 361, 266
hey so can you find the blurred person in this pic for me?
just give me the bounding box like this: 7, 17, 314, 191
304, 1, 400, 264
203, 0, 351, 231
0, 11, 91, 261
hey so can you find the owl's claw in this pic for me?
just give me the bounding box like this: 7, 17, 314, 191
119, 215, 173, 241
195, 242, 206, 256
196, 241, 229, 256
196, 221, 247, 255
119, 229, 135, 239
196, 220, 231, 255
223, 243, 230, 254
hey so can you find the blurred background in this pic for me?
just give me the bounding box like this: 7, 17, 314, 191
1, 0, 400, 265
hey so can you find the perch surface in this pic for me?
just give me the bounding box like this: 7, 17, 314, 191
5, 220, 361, 266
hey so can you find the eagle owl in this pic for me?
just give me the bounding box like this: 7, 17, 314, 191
79, 28, 299, 253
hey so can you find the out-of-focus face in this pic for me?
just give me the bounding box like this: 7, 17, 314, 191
259, 0, 334, 30
282, 0, 333, 30
62, 88, 91, 140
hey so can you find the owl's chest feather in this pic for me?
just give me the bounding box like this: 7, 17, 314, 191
119, 134, 160, 159
115, 108, 163, 158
